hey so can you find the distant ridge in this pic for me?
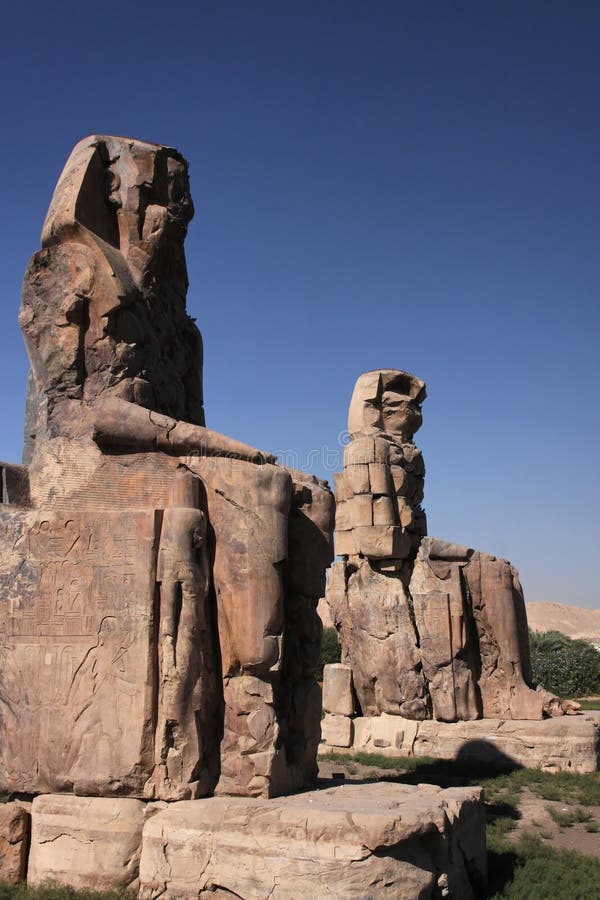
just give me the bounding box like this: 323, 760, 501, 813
526, 601, 600, 648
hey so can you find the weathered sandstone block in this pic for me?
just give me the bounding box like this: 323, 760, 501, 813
322, 663, 354, 715
0, 508, 160, 796
329, 557, 428, 720
412, 715, 600, 773
0, 803, 30, 884
28, 795, 147, 891
139, 783, 487, 899
321, 713, 600, 773
321, 713, 353, 747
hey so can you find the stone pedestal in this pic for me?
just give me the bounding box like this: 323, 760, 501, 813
139, 783, 487, 899
320, 713, 600, 774
28, 795, 149, 891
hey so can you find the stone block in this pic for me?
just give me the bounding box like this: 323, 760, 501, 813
334, 499, 352, 532
0, 803, 29, 884
28, 795, 147, 891
321, 713, 353, 747
335, 528, 358, 556
371, 713, 404, 750
333, 471, 351, 502
138, 783, 487, 899
351, 493, 373, 526
324, 714, 599, 773
344, 437, 376, 466
355, 525, 412, 559
373, 495, 396, 525
0, 508, 160, 797
322, 663, 353, 715
369, 462, 392, 495
413, 715, 600, 774
345, 464, 370, 494
352, 716, 372, 748
371, 714, 420, 755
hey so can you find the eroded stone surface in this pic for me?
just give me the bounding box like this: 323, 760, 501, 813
139, 783, 487, 899
322, 663, 354, 716
322, 713, 600, 774
0, 803, 29, 884
321, 713, 353, 747
28, 795, 147, 891
0, 507, 159, 796
0, 135, 334, 801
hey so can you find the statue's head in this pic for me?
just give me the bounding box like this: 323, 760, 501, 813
348, 369, 426, 441
41, 135, 194, 265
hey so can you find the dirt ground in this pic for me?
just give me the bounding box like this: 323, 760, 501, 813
515, 789, 599, 855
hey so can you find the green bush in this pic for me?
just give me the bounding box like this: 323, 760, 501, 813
317, 626, 341, 680
529, 630, 600, 698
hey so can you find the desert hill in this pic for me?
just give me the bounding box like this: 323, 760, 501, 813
526, 601, 600, 648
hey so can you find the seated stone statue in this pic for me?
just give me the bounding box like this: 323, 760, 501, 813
0, 135, 333, 801
327, 369, 562, 722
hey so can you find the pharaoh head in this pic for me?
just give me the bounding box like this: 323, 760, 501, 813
347, 369, 426, 442
42, 134, 194, 270
20, 135, 204, 462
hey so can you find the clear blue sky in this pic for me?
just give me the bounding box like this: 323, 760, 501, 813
0, 2, 598, 607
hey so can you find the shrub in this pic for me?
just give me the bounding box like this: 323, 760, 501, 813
317, 626, 341, 680
529, 630, 600, 698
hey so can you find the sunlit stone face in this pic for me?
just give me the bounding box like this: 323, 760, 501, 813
380, 389, 423, 441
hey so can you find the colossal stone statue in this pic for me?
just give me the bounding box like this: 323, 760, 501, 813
0, 135, 333, 800
327, 369, 562, 723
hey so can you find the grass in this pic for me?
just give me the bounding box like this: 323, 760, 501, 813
576, 698, 600, 711
320, 750, 435, 770
488, 831, 600, 899
546, 805, 593, 828
0, 885, 127, 900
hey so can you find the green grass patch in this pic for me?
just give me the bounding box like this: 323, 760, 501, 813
488, 831, 600, 899
0, 883, 127, 900
546, 806, 593, 828
319, 750, 436, 771
576, 698, 600, 711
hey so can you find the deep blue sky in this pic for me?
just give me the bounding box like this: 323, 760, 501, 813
1, 2, 598, 607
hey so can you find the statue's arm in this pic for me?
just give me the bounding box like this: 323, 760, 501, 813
91, 396, 276, 464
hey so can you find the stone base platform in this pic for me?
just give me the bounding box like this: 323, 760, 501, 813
28, 795, 150, 892
320, 713, 600, 773
25, 786, 487, 898
139, 783, 486, 899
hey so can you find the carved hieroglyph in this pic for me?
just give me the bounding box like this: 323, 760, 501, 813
327, 369, 562, 722
0, 508, 158, 794
0, 135, 333, 800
